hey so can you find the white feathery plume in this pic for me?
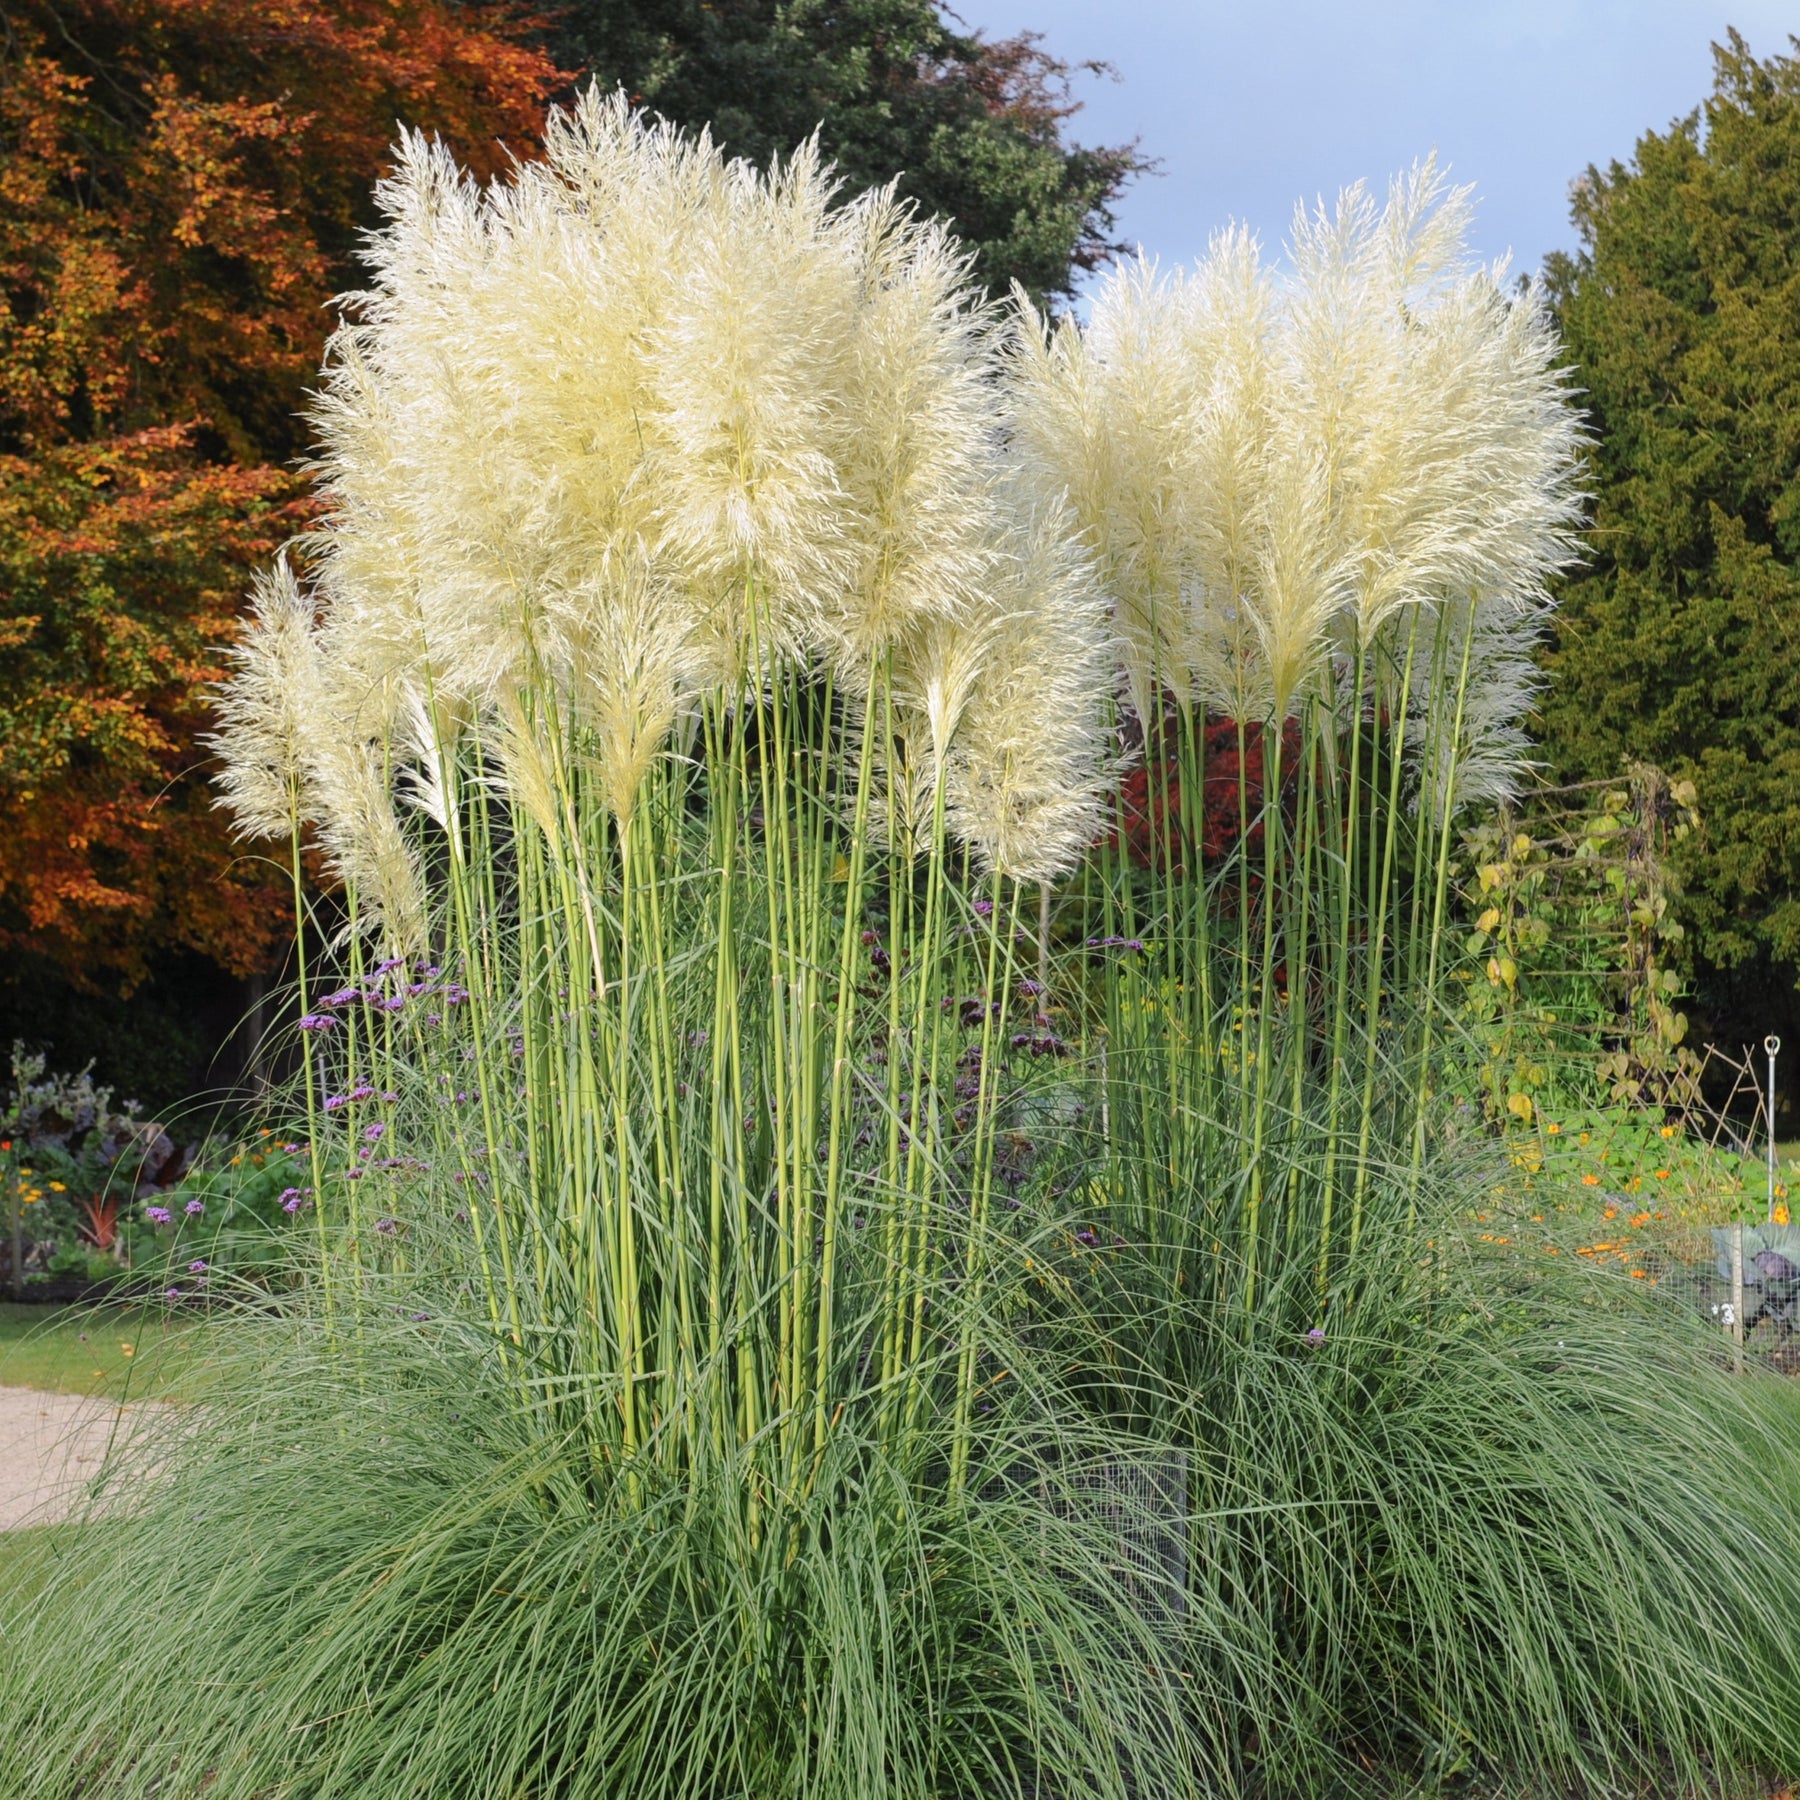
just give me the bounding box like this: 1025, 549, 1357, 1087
393, 682, 471, 864
1007, 157, 1582, 806
559, 549, 703, 826
819, 191, 1000, 677
1007, 256, 1208, 729
1165, 226, 1277, 716
866, 603, 1007, 862
489, 687, 565, 848
210, 556, 325, 841
944, 503, 1115, 883
1405, 590, 1550, 820
300, 649, 431, 957
643, 132, 857, 675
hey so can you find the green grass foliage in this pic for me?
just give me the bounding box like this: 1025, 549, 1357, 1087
8, 1054, 1800, 1798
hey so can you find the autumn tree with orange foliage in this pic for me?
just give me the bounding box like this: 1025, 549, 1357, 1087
0, 0, 563, 1096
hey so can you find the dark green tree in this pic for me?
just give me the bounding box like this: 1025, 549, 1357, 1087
551, 0, 1146, 305
1541, 29, 1800, 1061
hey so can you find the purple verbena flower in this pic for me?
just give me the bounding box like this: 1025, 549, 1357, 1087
374, 1217, 398, 1236
350, 1084, 375, 1102
281, 1189, 307, 1214
363, 1122, 386, 1142
373, 957, 405, 976
165, 1287, 181, 1302
183, 1197, 205, 1217
323, 1095, 347, 1112
189, 1259, 208, 1273
145, 1205, 172, 1226
1305, 1327, 1326, 1346
973, 898, 994, 917
381, 995, 406, 1012
297, 1014, 335, 1033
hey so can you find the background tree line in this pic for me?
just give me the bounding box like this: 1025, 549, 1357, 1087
1543, 27, 1800, 1108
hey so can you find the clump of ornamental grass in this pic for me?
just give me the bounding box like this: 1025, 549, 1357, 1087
17, 110, 1797, 1800
0, 1267, 1202, 1800
14, 1049, 1800, 1800
89, 87, 1166, 1800
207, 86, 1115, 1493
1013, 159, 1588, 1312
1019, 1011, 1800, 1795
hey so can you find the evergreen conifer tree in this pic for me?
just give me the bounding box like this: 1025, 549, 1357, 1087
1542, 29, 1800, 1064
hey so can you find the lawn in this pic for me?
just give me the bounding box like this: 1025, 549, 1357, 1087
0, 1302, 214, 1400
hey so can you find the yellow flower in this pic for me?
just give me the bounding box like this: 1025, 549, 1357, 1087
1659, 1125, 1676, 1139
1582, 1173, 1600, 1187
48, 1180, 65, 1192
1654, 1169, 1670, 1180
1546, 1122, 1561, 1135
1578, 1132, 1591, 1146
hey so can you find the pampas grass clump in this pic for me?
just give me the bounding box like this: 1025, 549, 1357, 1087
11, 97, 1800, 1800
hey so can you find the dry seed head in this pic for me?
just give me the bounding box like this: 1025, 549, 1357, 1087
1406, 591, 1549, 819
1008, 155, 1581, 802
303, 656, 430, 956
865, 605, 1007, 861
643, 133, 857, 667
944, 503, 1115, 883
1007, 261, 1206, 728
820, 193, 1001, 677
210, 557, 325, 841
561, 549, 703, 825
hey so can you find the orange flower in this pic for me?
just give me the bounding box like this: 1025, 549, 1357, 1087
1582, 1173, 1601, 1186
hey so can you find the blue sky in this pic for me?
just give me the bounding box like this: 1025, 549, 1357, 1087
954, 2, 1797, 288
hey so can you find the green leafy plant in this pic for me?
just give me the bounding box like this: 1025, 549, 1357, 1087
1454, 767, 1703, 1125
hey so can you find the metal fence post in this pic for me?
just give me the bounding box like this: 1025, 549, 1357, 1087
1768, 1035, 1783, 1223
1731, 1222, 1745, 1373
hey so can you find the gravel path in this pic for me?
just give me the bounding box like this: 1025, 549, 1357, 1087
0, 1385, 147, 1529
